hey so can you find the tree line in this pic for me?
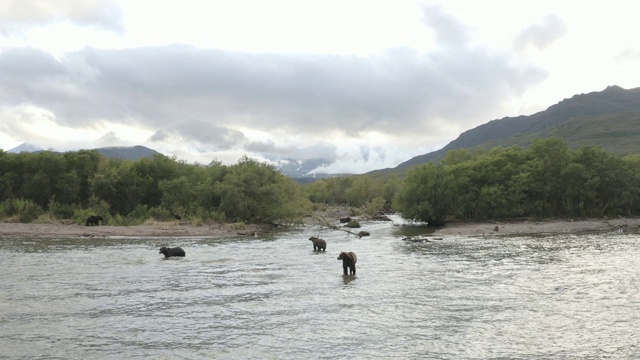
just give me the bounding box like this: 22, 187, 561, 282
0, 150, 308, 225
393, 138, 640, 225
1, 137, 639, 226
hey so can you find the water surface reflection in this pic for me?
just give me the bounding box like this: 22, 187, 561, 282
1, 225, 640, 359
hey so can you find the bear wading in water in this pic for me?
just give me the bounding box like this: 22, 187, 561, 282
85, 215, 104, 226
337, 251, 357, 275
309, 236, 327, 251
159, 246, 186, 258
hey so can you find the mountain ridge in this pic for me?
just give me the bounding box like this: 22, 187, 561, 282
8, 144, 161, 161
6, 144, 339, 180
389, 85, 640, 171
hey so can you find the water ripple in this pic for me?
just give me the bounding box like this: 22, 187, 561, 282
2, 229, 640, 359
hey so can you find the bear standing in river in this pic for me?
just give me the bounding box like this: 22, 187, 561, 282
309, 236, 327, 251
159, 246, 186, 258
337, 251, 357, 275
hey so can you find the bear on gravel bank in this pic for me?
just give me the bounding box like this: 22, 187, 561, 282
85, 215, 104, 226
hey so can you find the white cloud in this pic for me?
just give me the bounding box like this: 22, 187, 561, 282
1, 1, 639, 174
514, 14, 567, 52
0, 0, 123, 35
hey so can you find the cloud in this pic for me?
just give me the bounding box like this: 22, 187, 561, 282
246, 140, 338, 162
0, 0, 124, 35
0, 5, 546, 172
614, 48, 640, 62
0, 43, 544, 133
96, 130, 124, 146
149, 120, 247, 151
421, 5, 473, 48
514, 14, 567, 51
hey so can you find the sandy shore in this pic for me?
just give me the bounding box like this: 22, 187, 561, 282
0, 210, 638, 238
0, 207, 353, 238
0, 221, 277, 238
431, 217, 640, 236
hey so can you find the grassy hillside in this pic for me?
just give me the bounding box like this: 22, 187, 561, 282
389, 85, 640, 172
479, 111, 640, 155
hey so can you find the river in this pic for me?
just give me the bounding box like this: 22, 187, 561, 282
1, 218, 639, 359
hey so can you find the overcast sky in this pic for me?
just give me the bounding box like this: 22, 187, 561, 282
1, 0, 639, 174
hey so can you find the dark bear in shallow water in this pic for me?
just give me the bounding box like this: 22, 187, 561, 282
159, 246, 186, 258
85, 215, 104, 226
309, 236, 327, 251
337, 251, 357, 275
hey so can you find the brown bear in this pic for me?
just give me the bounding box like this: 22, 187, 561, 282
309, 236, 327, 251
85, 215, 104, 226
337, 251, 357, 275
159, 246, 186, 258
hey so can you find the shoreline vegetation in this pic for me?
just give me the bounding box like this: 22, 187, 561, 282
1, 206, 638, 238
3, 139, 640, 241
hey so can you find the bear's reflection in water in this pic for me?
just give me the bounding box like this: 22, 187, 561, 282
342, 275, 357, 285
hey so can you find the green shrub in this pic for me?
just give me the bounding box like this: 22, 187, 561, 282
364, 197, 386, 217
345, 220, 361, 228
14, 198, 44, 223
149, 206, 172, 221
0, 200, 10, 218
74, 209, 95, 225
109, 214, 125, 226
48, 197, 77, 219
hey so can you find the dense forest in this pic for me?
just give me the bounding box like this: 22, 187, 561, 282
394, 138, 640, 225
0, 151, 308, 225
1, 137, 639, 226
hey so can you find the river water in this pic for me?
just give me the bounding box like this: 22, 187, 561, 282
1, 218, 640, 359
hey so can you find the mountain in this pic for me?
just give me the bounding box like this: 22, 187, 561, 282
7, 144, 160, 161
272, 157, 349, 182
8, 143, 44, 153
273, 157, 332, 178
390, 85, 640, 171
5, 144, 340, 180
95, 145, 160, 160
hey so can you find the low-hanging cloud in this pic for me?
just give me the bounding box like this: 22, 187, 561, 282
245, 140, 338, 162
149, 120, 247, 151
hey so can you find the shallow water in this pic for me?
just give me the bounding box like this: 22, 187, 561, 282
1, 219, 640, 359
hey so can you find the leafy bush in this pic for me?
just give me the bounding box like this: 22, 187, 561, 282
74, 209, 97, 225
0, 199, 11, 218
364, 196, 386, 217
345, 220, 361, 228
47, 196, 77, 219
125, 204, 150, 225
149, 206, 172, 221
14, 198, 44, 223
